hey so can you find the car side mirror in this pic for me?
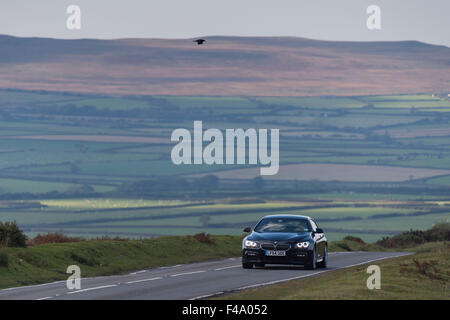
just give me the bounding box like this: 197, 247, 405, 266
316, 228, 324, 234
243, 227, 251, 233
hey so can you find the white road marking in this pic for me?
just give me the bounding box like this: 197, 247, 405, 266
159, 264, 183, 269
67, 284, 117, 295
129, 270, 147, 275
328, 252, 354, 255
36, 296, 53, 300
189, 292, 224, 300
0, 280, 65, 292
125, 277, 162, 284
214, 265, 241, 271
170, 270, 206, 277
342, 253, 412, 269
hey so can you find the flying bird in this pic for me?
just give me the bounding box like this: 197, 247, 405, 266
193, 39, 206, 45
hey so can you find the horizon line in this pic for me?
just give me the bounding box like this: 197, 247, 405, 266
0, 33, 448, 48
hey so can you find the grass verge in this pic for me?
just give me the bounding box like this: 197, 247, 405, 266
0, 234, 241, 289
215, 242, 449, 300
0, 233, 378, 291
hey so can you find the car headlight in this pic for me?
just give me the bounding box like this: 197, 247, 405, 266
243, 240, 259, 249
296, 241, 310, 248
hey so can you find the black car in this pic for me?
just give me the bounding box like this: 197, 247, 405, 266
242, 215, 327, 269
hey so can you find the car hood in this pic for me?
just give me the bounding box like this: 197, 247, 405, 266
248, 232, 311, 242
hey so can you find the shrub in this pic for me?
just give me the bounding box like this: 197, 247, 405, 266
0, 221, 27, 247
342, 236, 366, 245
0, 251, 8, 268
28, 232, 131, 246
29, 232, 84, 246
193, 233, 216, 245
425, 222, 450, 242
376, 222, 450, 248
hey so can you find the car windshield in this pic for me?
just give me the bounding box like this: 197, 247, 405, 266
254, 217, 312, 233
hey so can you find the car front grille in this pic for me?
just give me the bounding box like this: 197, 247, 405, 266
260, 242, 290, 250
261, 243, 275, 250
275, 244, 290, 250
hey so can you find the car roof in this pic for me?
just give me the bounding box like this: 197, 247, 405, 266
261, 214, 311, 220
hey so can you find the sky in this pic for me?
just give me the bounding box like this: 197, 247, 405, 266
0, 0, 449, 47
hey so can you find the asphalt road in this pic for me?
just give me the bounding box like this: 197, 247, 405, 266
0, 251, 411, 300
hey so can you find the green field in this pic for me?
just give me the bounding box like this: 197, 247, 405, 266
1, 89, 450, 241
0, 198, 447, 242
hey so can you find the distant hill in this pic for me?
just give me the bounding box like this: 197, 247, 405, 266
0, 35, 448, 96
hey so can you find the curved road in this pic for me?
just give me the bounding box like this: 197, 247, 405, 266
0, 251, 411, 300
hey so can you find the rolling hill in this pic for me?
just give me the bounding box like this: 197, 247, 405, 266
0, 35, 449, 96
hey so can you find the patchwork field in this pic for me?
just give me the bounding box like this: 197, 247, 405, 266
0, 198, 447, 242
0, 89, 449, 241
376, 128, 450, 138
7, 135, 168, 144
194, 163, 450, 182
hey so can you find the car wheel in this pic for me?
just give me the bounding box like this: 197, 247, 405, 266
242, 263, 254, 269
317, 245, 327, 268
305, 246, 317, 270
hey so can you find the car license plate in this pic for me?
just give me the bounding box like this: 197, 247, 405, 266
265, 250, 286, 256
